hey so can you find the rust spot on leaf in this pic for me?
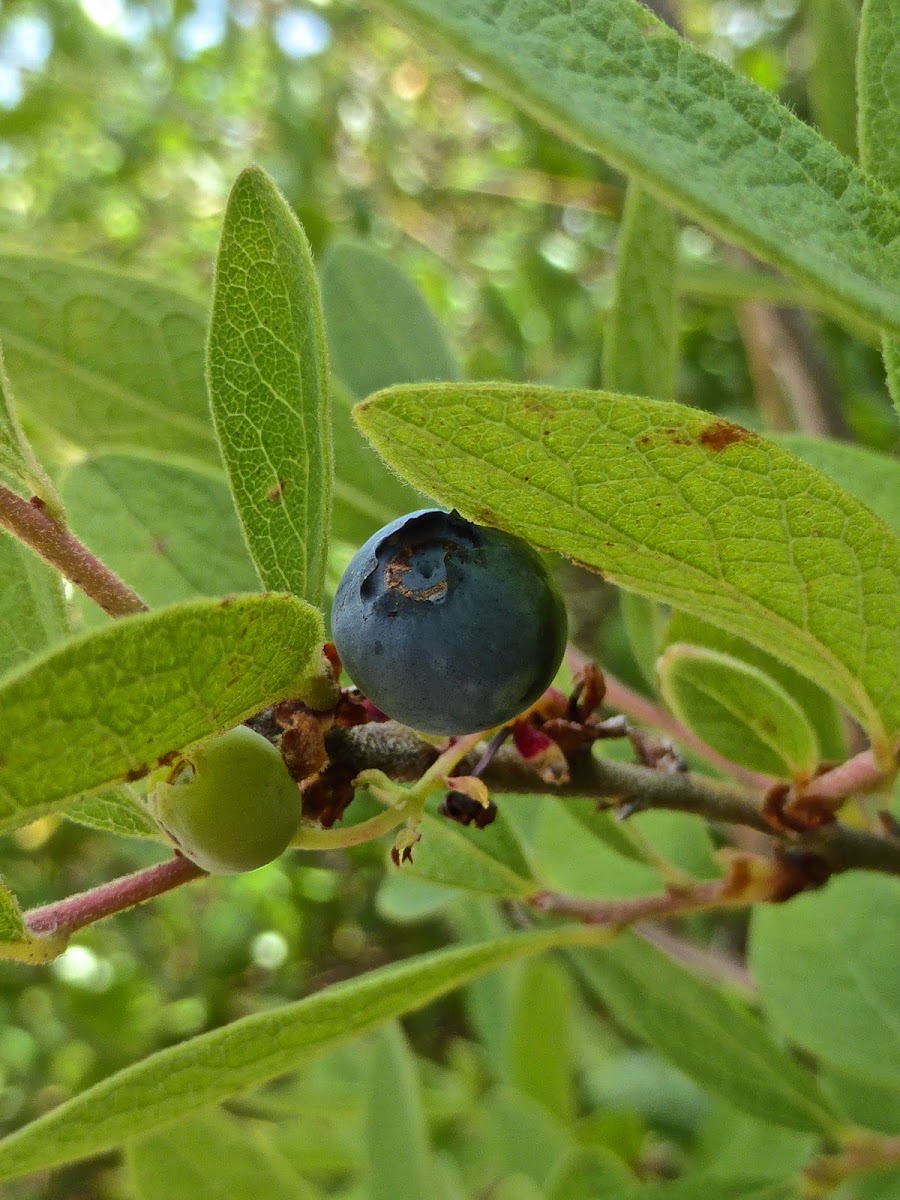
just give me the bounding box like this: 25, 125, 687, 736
125, 764, 149, 782
151, 536, 168, 555
698, 420, 756, 452
267, 480, 289, 502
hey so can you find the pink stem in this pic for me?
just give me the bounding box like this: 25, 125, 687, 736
0, 483, 147, 618
25, 855, 206, 937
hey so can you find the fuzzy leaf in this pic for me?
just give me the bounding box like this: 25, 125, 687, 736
0, 346, 62, 511
0, 925, 609, 1182
858, 0, 900, 417
573, 935, 839, 1133
321, 241, 460, 399
0, 254, 216, 464
128, 1111, 314, 1200
603, 184, 678, 401
366, 1024, 435, 1200
0, 530, 67, 677
750, 872, 900, 1086
807, 0, 859, 158
62, 454, 259, 612
658, 644, 821, 779
0, 594, 324, 833
401, 808, 536, 898
372, 0, 900, 336
65, 786, 163, 842
357, 385, 900, 751
661, 611, 845, 762
771, 435, 900, 536
208, 167, 332, 607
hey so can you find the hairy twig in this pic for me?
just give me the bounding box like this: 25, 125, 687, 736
25, 855, 205, 939
0, 482, 147, 618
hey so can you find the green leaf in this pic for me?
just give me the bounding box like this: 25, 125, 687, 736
573, 934, 839, 1133
0, 530, 67, 677
695, 1101, 815, 1180
366, 1024, 435, 1200
371, 0, 900, 337
626, 1178, 797, 1200
750, 872, 900, 1086
507, 957, 575, 1123
0, 254, 217, 465
546, 1148, 634, 1200
61, 454, 259, 612
208, 167, 332, 608
858, 0, 900, 417
493, 1176, 545, 1200
824, 1066, 900, 1135
631, 809, 721, 881
620, 591, 667, 691
661, 611, 845, 763
65, 786, 163, 842
321, 240, 460, 399
858, 0, 900, 192
331, 383, 424, 547
883, 337, 900, 418
0, 924, 611, 1182
400, 808, 536, 898
128, 1111, 315, 1200
321, 241, 458, 546
658, 644, 821, 779
529, 796, 659, 899
807, 0, 859, 158
0, 594, 324, 833
0, 345, 62, 511
602, 184, 678, 401
771, 435, 900, 537
357, 385, 900, 751
480, 1087, 572, 1187
560, 796, 648, 868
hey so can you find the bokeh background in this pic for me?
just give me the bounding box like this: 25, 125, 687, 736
0, 2, 895, 1198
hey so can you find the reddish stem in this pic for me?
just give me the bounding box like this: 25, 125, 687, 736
0, 483, 147, 618
25, 855, 206, 937
803, 749, 894, 805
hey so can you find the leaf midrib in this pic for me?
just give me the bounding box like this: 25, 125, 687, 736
0, 327, 215, 446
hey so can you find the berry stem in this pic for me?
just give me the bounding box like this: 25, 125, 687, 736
291, 804, 409, 850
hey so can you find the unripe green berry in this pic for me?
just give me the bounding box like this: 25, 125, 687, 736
151, 726, 300, 875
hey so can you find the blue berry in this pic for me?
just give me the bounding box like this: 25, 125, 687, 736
331, 509, 567, 734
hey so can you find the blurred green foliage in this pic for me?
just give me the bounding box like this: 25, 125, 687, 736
0, 2, 897, 1198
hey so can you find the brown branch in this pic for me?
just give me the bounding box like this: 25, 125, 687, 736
25, 855, 205, 938
565, 645, 773, 791
0, 482, 147, 618
530, 869, 772, 927
325, 722, 900, 877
